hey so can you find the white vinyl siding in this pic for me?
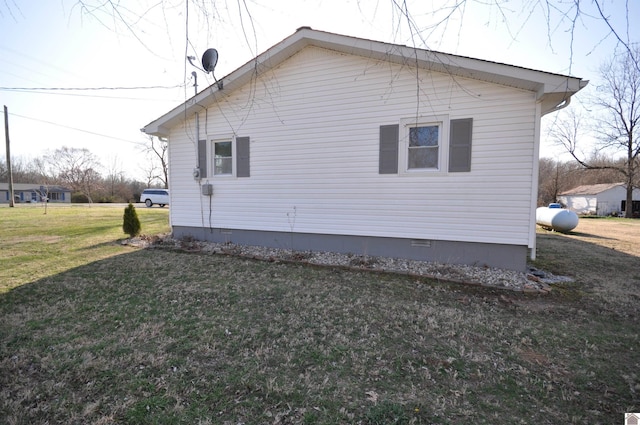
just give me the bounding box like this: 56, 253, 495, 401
167, 46, 539, 246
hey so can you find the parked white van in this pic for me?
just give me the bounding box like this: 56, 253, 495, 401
140, 189, 169, 207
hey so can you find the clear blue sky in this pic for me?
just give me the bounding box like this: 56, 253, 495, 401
1, 0, 637, 179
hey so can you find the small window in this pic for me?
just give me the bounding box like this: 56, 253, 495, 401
214, 141, 233, 175
398, 116, 448, 174
408, 125, 440, 169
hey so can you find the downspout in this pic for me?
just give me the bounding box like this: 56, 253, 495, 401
542, 96, 571, 116
529, 93, 575, 261
192, 70, 201, 178
529, 101, 543, 261
195, 111, 200, 154
541, 77, 589, 117
194, 71, 201, 172
196, 109, 206, 237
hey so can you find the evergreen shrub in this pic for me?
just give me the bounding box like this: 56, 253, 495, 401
123, 203, 141, 237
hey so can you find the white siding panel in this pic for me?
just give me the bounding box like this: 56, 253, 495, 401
169, 46, 539, 246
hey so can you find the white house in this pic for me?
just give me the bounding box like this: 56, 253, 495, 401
141, 28, 587, 271
0, 183, 71, 204
558, 183, 640, 216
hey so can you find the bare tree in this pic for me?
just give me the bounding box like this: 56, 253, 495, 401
105, 156, 126, 199
538, 158, 583, 206
141, 163, 160, 189
141, 136, 168, 189
30, 156, 54, 214
592, 46, 640, 216
552, 47, 639, 217
47, 146, 103, 203
0, 156, 48, 184
538, 158, 565, 206
538, 154, 631, 206
66, 1, 636, 76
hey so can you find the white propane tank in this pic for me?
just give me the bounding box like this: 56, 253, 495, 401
536, 206, 579, 233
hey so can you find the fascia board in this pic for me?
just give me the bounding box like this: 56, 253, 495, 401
300, 29, 585, 96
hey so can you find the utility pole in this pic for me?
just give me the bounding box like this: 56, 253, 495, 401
4, 105, 15, 207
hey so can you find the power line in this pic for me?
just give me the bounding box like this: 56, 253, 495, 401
0, 84, 185, 91
8, 112, 147, 146
0, 88, 183, 102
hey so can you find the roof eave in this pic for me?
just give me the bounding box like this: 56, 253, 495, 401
141, 28, 589, 135
141, 30, 313, 137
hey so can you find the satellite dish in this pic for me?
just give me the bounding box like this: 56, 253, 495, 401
201, 48, 218, 73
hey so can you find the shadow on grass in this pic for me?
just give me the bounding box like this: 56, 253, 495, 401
2, 232, 640, 424
564, 231, 616, 240
537, 224, 618, 241
533, 230, 640, 310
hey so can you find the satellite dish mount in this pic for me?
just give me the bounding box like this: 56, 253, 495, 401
202, 48, 223, 90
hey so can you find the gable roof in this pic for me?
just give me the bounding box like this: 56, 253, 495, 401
142, 27, 588, 138
559, 183, 626, 196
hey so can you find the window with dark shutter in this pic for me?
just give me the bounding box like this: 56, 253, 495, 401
379, 124, 399, 174
448, 118, 473, 172
236, 136, 250, 178
198, 139, 207, 178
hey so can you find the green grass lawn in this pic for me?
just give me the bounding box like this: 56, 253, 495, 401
0, 206, 638, 424
0, 204, 169, 293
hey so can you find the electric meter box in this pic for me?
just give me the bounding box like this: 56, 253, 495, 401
201, 184, 213, 196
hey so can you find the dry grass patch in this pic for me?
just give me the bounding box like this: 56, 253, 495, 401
534, 217, 640, 310
1, 210, 639, 424
570, 217, 640, 257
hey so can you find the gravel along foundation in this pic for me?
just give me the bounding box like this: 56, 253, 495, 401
127, 235, 571, 294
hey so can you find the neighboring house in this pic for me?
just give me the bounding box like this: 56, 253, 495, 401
557, 183, 640, 216
141, 27, 587, 271
0, 183, 72, 204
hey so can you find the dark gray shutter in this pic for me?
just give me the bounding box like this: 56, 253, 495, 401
198, 139, 207, 178
379, 125, 399, 174
449, 118, 473, 172
236, 136, 250, 177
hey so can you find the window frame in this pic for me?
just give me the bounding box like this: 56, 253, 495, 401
210, 135, 235, 178
399, 115, 450, 174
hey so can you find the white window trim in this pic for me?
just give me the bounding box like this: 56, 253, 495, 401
399, 115, 450, 175
210, 134, 236, 178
